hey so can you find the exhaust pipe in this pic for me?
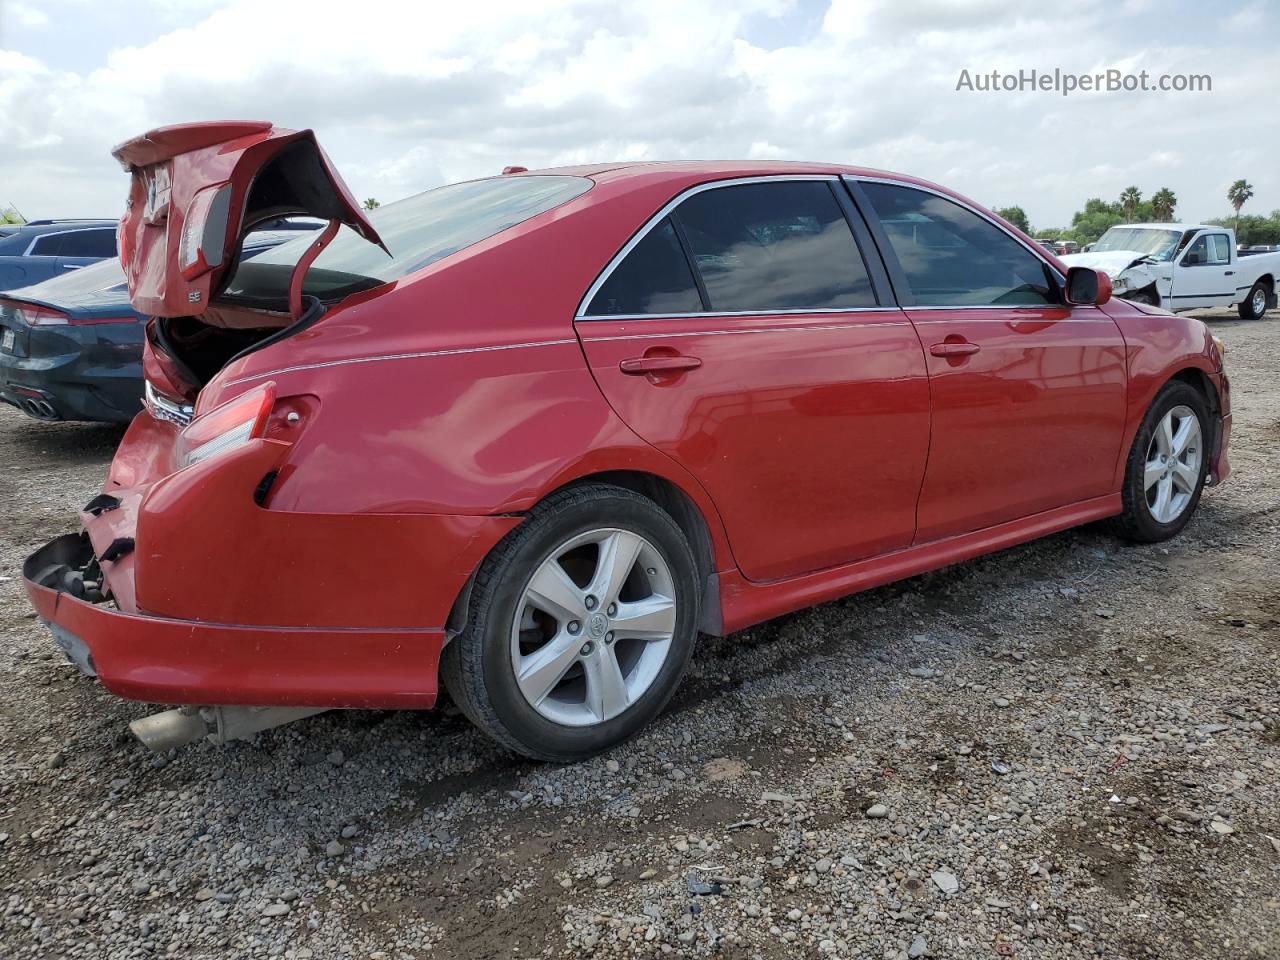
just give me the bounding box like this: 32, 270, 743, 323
130, 706, 208, 752
20, 398, 58, 420
130, 705, 329, 752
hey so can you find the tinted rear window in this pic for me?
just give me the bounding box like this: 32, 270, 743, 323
225, 175, 592, 306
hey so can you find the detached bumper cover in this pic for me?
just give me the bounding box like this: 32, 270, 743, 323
24, 533, 448, 708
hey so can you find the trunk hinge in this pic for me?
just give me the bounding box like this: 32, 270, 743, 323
288, 219, 340, 320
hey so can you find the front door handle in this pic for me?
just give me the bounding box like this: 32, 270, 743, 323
1224, 270, 1234, 275
620, 355, 702, 375
929, 341, 981, 358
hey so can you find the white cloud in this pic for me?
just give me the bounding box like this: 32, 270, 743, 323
7, 2, 50, 28
0, 0, 1275, 228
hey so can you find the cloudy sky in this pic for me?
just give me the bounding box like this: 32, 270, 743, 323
0, 0, 1274, 231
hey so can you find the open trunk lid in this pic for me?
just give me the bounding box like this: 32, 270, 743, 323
113, 121, 384, 318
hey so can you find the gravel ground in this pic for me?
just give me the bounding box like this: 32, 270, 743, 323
0, 309, 1277, 960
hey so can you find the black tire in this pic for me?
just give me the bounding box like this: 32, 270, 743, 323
1126, 289, 1158, 307
1238, 280, 1269, 320
1114, 381, 1210, 543
440, 483, 700, 762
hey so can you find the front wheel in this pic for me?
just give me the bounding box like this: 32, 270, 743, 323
1238, 281, 1269, 320
1114, 381, 1209, 543
441, 484, 700, 761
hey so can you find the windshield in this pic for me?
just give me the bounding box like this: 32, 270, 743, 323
1091, 227, 1182, 260
223, 175, 592, 306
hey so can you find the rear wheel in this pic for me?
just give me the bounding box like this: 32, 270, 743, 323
1114, 381, 1209, 543
441, 483, 699, 761
1238, 281, 1269, 320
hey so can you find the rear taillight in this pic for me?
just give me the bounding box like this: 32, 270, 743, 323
178, 182, 232, 280
176, 382, 275, 468
0, 298, 134, 326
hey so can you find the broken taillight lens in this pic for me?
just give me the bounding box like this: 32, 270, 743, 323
177, 382, 275, 468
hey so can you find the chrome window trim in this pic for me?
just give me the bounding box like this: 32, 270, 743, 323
581, 320, 914, 343
586, 305, 894, 322
575, 174, 852, 320
848, 174, 1067, 287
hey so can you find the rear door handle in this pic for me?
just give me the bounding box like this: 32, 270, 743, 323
929, 342, 981, 358
619, 356, 702, 375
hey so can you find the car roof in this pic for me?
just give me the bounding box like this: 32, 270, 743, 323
6, 220, 116, 235
1118, 222, 1214, 232
512, 159, 961, 193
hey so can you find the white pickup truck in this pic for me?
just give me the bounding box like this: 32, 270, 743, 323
1061, 223, 1280, 319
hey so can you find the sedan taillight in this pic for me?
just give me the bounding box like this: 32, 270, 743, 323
0, 298, 134, 326
177, 382, 276, 468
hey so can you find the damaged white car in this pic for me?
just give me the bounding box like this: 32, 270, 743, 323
1061, 223, 1279, 319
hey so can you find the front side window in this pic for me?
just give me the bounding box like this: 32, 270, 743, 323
1208, 234, 1231, 263
862, 183, 1055, 306
586, 218, 702, 316
1182, 234, 1230, 266
673, 181, 875, 312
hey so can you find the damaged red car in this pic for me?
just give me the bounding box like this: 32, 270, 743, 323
23, 121, 1230, 761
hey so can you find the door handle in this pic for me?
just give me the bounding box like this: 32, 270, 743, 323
619, 355, 702, 375
1224, 270, 1234, 275
929, 342, 981, 358
61, 264, 83, 270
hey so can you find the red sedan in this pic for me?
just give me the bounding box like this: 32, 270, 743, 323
22, 122, 1231, 761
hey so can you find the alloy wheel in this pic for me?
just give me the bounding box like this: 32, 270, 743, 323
510, 529, 677, 727
1253, 287, 1267, 316
1143, 404, 1202, 524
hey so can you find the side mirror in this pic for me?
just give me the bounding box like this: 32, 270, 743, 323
1065, 266, 1112, 306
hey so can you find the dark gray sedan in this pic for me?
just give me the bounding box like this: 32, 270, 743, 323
0, 229, 310, 423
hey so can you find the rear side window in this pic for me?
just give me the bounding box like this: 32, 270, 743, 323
674, 181, 875, 311
58, 228, 117, 258
586, 218, 703, 316
29, 233, 64, 256
862, 183, 1055, 306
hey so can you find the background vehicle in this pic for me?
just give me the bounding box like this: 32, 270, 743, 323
0, 219, 118, 291
0, 229, 311, 422
22, 123, 1231, 763
1062, 223, 1280, 318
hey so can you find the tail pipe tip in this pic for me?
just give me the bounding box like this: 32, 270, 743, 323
129, 705, 329, 753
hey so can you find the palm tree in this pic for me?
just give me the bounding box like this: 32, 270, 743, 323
1119, 186, 1142, 222
1227, 179, 1253, 233
1151, 187, 1177, 222
362, 197, 381, 211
